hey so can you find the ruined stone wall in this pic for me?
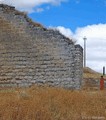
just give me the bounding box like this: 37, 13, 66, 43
0, 4, 83, 89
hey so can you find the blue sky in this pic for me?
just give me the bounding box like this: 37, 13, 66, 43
28, 0, 106, 32
28, 0, 106, 72
1, 0, 106, 72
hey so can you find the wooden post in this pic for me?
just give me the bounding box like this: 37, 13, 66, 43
103, 66, 105, 76
100, 76, 104, 90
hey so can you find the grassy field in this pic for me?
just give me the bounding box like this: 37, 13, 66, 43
0, 67, 106, 120
0, 86, 106, 120
83, 67, 102, 79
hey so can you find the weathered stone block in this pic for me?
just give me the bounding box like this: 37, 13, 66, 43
0, 4, 83, 89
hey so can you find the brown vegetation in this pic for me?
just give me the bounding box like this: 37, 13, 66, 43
83, 67, 102, 79
0, 86, 106, 120
82, 67, 103, 90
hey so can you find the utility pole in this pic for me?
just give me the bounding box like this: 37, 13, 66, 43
103, 66, 105, 76
83, 36, 87, 67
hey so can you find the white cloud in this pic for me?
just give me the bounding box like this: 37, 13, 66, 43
74, 24, 106, 73
55, 24, 106, 73
0, 0, 67, 12
35, 8, 44, 13
53, 26, 73, 38
50, 26, 77, 43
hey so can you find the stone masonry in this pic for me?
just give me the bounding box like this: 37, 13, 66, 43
0, 4, 83, 89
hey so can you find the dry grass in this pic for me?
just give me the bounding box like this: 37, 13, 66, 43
82, 67, 105, 90
83, 67, 102, 79
0, 86, 106, 120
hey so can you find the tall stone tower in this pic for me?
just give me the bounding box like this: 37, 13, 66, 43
0, 4, 83, 89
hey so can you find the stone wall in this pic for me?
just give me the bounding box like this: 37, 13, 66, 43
0, 4, 83, 89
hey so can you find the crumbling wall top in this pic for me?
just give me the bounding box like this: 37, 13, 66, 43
0, 4, 15, 10
0, 4, 44, 28
0, 4, 74, 44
